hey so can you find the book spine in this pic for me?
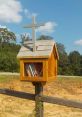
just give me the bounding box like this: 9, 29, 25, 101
25, 64, 31, 77
25, 63, 41, 77
29, 65, 34, 77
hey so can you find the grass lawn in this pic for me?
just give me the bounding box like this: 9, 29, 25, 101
0, 75, 18, 83
0, 74, 82, 83
0, 74, 82, 117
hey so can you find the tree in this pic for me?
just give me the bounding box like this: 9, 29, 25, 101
68, 51, 81, 75
21, 33, 31, 44
0, 28, 16, 44
0, 28, 19, 72
80, 55, 82, 75
0, 43, 20, 72
56, 43, 69, 75
37, 35, 53, 40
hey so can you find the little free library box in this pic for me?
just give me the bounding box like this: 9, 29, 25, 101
17, 40, 59, 83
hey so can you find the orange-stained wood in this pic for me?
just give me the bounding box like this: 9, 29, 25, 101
48, 46, 57, 81
20, 59, 48, 82
20, 60, 24, 80
19, 44, 58, 82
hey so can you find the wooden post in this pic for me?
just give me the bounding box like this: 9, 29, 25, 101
34, 83, 43, 117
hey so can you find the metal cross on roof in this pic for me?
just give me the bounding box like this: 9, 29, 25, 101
23, 15, 45, 51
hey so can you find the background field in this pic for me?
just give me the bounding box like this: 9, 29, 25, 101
0, 74, 82, 117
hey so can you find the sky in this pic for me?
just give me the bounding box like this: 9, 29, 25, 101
0, 0, 82, 54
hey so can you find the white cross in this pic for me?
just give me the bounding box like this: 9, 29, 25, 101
23, 15, 45, 51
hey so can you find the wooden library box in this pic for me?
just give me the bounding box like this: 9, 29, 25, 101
17, 40, 59, 83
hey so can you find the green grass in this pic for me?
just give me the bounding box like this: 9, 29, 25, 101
0, 75, 19, 83
0, 74, 82, 83
58, 76, 82, 82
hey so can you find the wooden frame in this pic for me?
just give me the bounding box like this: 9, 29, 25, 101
20, 59, 48, 82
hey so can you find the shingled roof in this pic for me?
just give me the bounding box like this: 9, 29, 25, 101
17, 40, 59, 59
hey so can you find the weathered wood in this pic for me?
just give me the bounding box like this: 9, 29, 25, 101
23, 16, 45, 52
17, 40, 56, 59
35, 83, 43, 117
0, 88, 82, 110
41, 96, 82, 109
0, 89, 35, 100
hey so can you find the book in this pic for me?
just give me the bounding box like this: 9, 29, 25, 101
25, 63, 39, 77
25, 64, 32, 77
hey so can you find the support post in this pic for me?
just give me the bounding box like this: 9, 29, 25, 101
34, 83, 43, 117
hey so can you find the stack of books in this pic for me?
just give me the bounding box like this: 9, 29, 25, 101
25, 63, 39, 77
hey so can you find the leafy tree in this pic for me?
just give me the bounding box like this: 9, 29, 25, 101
21, 33, 30, 44
0, 28, 16, 44
0, 28, 20, 72
80, 55, 82, 75
0, 43, 20, 72
56, 43, 69, 75
0, 32, 82, 76
68, 51, 81, 75
37, 35, 53, 40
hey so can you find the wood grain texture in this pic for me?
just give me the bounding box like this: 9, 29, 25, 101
48, 47, 57, 81
17, 40, 59, 59
20, 59, 47, 82
18, 40, 58, 82
1, 89, 82, 110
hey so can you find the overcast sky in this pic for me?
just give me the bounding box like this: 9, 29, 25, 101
0, 0, 82, 54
